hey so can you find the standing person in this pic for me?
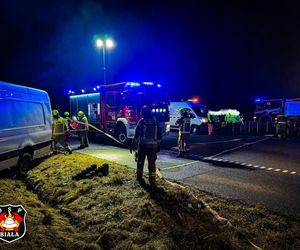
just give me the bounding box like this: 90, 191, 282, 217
207, 112, 214, 135
63, 111, 71, 129
52, 109, 72, 154
63, 111, 72, 141
176, 108, 193, 158
77, 111, 89, 149
131, 106, 162, 190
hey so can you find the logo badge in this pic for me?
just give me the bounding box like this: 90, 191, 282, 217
0, 205, 27, 243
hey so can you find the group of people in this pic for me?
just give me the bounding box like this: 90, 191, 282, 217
51, 106, 193, 191
51, 109, 89, 154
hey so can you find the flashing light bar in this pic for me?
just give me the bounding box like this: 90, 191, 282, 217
188, 97, 200, 103
157, 84, 162, 88
81, 89, 85, 93
68, 90, 75, 95
143, 82, 154, 86
126, 82, 140, 87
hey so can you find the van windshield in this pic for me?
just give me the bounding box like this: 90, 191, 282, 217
192, 106, 207, 117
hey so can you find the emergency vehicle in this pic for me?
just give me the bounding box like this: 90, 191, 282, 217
69, 82, 170, 144
254, 98, 300, 135
0, 81, 52, 177
169, 98, 208, 134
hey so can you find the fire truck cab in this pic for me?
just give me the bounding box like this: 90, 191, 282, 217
70, 82, 170, 144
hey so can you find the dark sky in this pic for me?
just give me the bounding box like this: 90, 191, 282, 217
1, 0, 300, 116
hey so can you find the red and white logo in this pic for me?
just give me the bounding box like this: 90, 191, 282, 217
0, 205, 27, 243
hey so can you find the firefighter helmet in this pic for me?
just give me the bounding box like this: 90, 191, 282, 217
52, 109, 59, 116
64, 111, 70, 117
78, 111, 84, 117
179, 108, 190, 116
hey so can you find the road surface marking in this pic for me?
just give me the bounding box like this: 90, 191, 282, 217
193, 138, 244, 145
260, 166, 266, 169
267, 167, 273, 171
290, 171, 297, 175
274, 168, 281, 172
282, 170, 289, 173
163, 161, 199, 170
253, 165, 259, 168
208, 137, 270, 158
247, 164, 253, 167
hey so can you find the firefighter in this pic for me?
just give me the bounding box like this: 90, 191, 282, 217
64, 111, 71, 128
77, 111, 89, 149
176, 108, 194, 158
52, 109, 72, 154
276, 115, 287, 138
131, 105, 162, 190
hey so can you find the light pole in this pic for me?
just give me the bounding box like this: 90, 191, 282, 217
96, 38, 114, 84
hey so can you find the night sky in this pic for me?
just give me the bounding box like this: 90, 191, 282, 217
1, 0, 300, 117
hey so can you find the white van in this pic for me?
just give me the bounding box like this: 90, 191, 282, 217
0, 81, 52, 177
169, 101, 208, 134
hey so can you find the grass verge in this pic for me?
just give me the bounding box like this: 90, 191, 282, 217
25, 152, 251, 249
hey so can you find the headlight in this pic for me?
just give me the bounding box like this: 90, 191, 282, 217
201, 118, 208, 123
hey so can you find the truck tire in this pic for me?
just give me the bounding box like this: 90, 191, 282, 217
11, 152, 32, 179
116, 126, 129, 145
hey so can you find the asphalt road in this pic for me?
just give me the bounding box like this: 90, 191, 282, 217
160, 133, 300, 218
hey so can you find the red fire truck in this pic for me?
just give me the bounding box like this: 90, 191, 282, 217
70, 82, 170, 143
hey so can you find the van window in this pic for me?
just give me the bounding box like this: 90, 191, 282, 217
0, 99, 45, 129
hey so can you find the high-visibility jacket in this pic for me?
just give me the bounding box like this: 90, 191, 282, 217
77, 116, 89, 132
176, 117, 191, 134
53, 117, 67, 136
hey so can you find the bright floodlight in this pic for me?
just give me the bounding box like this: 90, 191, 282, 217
105, 39, 114, 48
96, 39, 104, 48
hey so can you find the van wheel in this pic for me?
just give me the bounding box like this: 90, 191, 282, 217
116, 126, 129, 145
11, 153, 32, 179
191, 125, 199, 135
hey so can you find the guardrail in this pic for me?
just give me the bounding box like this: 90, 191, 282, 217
211, 121, 299, 137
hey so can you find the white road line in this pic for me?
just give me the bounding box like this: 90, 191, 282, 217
208, 137, 270, 158
275, 168, 281, 172
163, 161, 199, 170
282, 170, 289, 173
267, 167, 273, 171
260, 166, 266, 169
290, 171, 297, 175
253, 165, 259, 168
247, 164, 253, 167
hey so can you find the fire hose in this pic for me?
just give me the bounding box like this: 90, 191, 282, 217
66, 118, 129, 148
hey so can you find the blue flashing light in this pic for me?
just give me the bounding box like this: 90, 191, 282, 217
68, 90, 75, 95
143, 82, 154, 86
96, 85, 100, 89
157, 84, 162, 88
255, 98, 261, 103
93, 87, 97, 91
81, 89, 85, 93
127, 82, 140, 87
